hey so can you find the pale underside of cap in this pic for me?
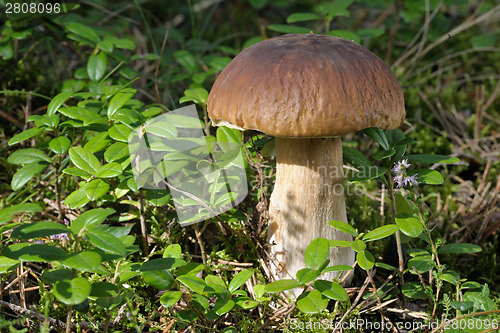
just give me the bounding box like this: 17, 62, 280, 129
207, 33, 405, 137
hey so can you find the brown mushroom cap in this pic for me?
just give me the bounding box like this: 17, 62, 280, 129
207, 34, 405, 137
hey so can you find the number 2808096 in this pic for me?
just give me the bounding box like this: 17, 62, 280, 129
5, 2, 62, 15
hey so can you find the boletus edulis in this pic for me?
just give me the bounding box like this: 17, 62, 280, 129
207, 34, 405, 286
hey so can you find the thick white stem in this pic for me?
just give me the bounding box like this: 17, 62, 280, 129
268, 137, 355, 284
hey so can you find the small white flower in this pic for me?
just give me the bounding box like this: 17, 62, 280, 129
392, 159, 418, 188
394, 174, 404, 188
404, 174, 419, 187
51, 233, 69, 242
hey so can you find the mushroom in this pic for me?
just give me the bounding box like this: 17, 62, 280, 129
207, 34, 405, 284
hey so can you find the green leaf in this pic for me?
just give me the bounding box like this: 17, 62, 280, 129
3, 243, 68, 262
0, 256, 20, 274
160, 291, 182, 307
111, 109, 142, 127
84, 132, 111, 153
49, 136, 71, 155
177, 276, 206, 295
177, 263, 204, 277
205, 274, 227, 289
108, 89, 136, 119
90, 282, 119, 297
322, 0, 354, 17
395, 216, 422, 238
296, 290, 328, 314
438, 243, 482, 254
47, 91, 72, 117
440, 271, 460, 285
395, 193, 414, 215
214, 299, 235, 316
142, 270, 175, 289
228, 269, 254, 293
376, 262, 396, 271
362, 127, 390, 150
363, 225, 399, 242
342, 146, 375, 171
87, 52, 107, 81
327, 30, 359, 43
161, 244, 181, 260
296, 268, 320, 284
322, 265, 353, 273
410, 169, 443, 185
314, 280, 348, 302
451, 301, 474, 312
393, 137, 417, 147
53, 277, 91, 305
70, 208, 115, 235
8, 148, 52, 165
462, 281, 481, 289
109, 37, 136, 50
69, 147, 101, 174
11, 222, 70, 239
174, 50, 198, 72
0, 203, 42, 224
264, 279, 301, 293
66, 22, 100, 43
408, 255, 434, 274
267, 24, 312, 34
29, 114, 60, 128
350, 239, 366, 252
63, 251, 102, 271
402, 282, 428, 299
144, 121, 177, 139
95, 162, 123, 178
287, 12, 320, 23
371, 149, 395, 161
86, 230, 126, 256
0, 43, 13, 60
40, 269, 73, 284
179, 88, 209, 107
305, 238, 329, 270
11, 162, 48, 191
394, 194, 422, 237
132, 258, 187, 271
216, 126, 242, 152
58, 106, 106, 125
357, 250, 375, 270
162, 113, 204, 129
404, 154, 460, 164
104, 142, 129, 162
8, 127, 45, 146
357, 28, 385, 38
85, 179, 110, 200
108, 124, 132, 142
328, 220, 357, 236
146, 190, 171, 206
234, 296, 259, 310
64, 186, 91, 209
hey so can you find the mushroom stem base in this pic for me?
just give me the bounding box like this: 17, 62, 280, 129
268, 137, 355, 284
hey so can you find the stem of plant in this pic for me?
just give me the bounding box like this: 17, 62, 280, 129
65, 305, 72, 333
386, 159, 405, 289
193, 223, 207, 267
139, 195, 148, 255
